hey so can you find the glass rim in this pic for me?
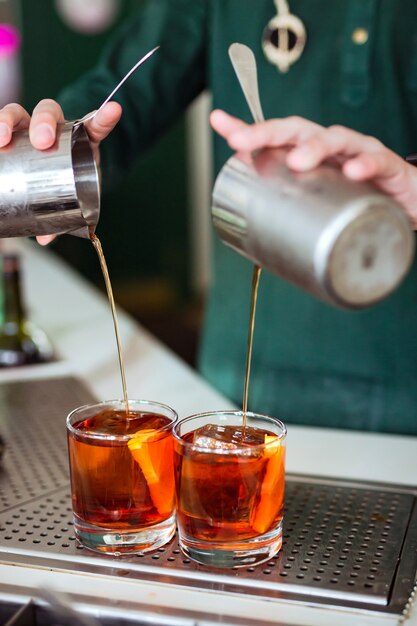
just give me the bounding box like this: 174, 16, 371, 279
172, 409, 287, 454
66, 398, 178, 442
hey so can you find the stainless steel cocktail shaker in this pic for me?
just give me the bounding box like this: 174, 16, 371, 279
0, 121, 99, 238
212, 148, 415, 309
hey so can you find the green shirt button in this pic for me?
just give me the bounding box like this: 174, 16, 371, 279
352, 27, 369, 45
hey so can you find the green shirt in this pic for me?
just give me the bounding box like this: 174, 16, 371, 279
59, 0, 417, 435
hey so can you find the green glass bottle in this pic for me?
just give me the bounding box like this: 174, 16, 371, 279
0, 254, 53, 367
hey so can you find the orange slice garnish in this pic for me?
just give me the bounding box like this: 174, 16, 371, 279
251, 435, 285, 534
128, 429, 174, 516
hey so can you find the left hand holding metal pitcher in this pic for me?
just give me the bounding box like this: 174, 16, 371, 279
0, 99, 122, 244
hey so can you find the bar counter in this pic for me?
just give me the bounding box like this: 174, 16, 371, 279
0, 238, 416, 626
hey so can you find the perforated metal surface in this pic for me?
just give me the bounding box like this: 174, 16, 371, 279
0, 377, 416, 617
0, 377, 94, 510
0, 481, 414, 609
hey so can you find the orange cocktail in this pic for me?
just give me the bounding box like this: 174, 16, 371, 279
174, 411, 286, 568
67, 400, 177, 554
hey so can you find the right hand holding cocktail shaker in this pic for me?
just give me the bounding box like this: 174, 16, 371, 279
212, 43, 415, 309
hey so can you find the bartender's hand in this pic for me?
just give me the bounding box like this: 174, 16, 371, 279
211, 110, 417, 229
0, 99, 122, 244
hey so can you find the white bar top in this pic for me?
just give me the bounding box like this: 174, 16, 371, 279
0, 237, 416, 626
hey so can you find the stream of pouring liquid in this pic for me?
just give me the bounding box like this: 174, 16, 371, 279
242, 265, 262, 432
90, 233, 129, 413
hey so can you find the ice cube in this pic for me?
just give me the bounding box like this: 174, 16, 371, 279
193, 424, 239, 450
89, 409, 128, 435
192, 423, 264, 453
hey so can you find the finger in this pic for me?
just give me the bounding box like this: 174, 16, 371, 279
285, 128, 412, 205
343, 154, 417, 228
286, 125, 383, 171
342, 151, 405, 184
84, 101, 122, 145
0, 103, 30, 146
342, 155, 382, 180
29, 99, 65, 150
210, 109, 250, 139
36, 234, 56, 246
226, 116, 323, 152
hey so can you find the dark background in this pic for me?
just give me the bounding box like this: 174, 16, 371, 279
17, 0, 201, 364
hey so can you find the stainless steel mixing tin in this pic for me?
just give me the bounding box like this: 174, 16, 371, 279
212, 148, 415, 309
0, 121, 99, 239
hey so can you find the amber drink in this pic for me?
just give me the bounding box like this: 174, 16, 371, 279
67, 400, 177, 554
173, 411, 286, 567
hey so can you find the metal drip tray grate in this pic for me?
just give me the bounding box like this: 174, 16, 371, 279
0, 377, 94, 510
0, 377, 416, 618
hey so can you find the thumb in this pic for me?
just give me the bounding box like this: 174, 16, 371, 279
84, 101, 122, 145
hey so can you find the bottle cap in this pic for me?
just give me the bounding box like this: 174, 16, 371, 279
0, 24, 20, 58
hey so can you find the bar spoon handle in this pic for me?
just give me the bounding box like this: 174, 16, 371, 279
228, 43, 265, 123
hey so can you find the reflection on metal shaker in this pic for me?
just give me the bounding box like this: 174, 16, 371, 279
212, 148, 415, 309
0, 121, 99, 239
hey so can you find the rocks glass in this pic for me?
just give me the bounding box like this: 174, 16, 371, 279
67, 399, 177, 555
173, 410, 286, 568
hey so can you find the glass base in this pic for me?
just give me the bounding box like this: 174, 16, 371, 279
178, 519, 283, 568
73, 513, 176, 555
